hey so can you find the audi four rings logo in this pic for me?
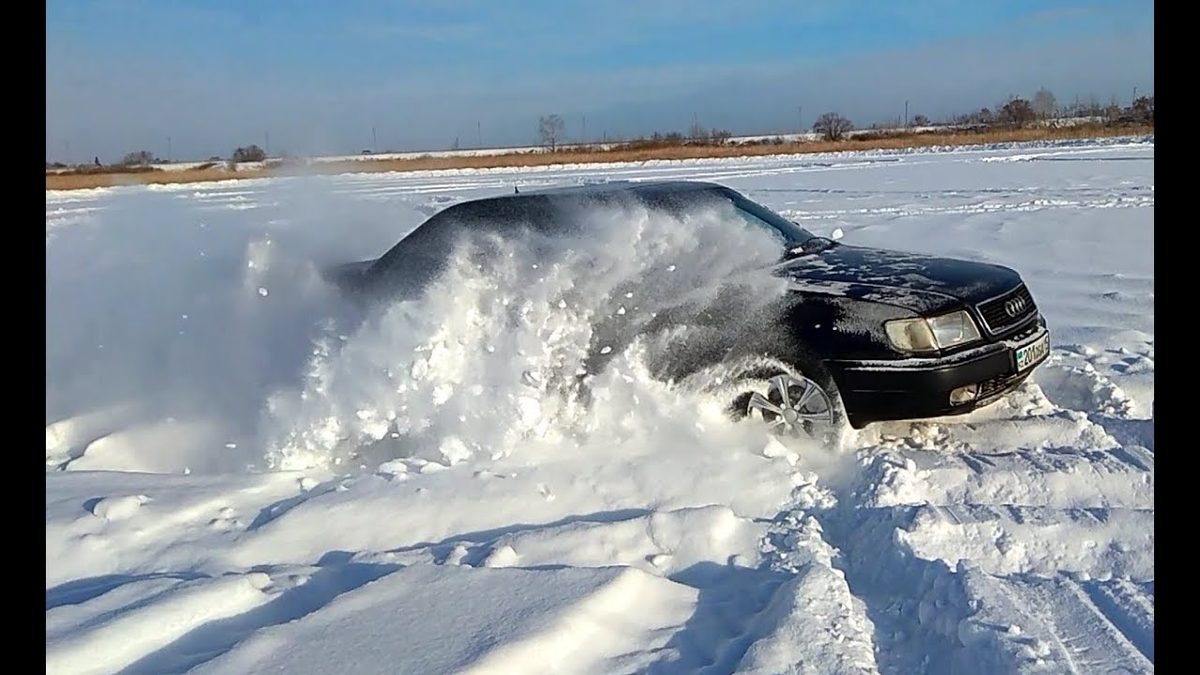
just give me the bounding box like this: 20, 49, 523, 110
1004, 296, 1027, 317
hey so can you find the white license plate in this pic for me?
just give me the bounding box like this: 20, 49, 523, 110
1015, 333, 1050, 371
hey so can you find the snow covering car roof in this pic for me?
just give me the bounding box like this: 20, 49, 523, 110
510, 179, 728, 197
426, 180, 740, 228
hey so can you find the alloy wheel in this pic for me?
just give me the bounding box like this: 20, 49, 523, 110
746, 373, 836, 438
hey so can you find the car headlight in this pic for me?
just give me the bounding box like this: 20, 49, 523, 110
885, 310, 982, 353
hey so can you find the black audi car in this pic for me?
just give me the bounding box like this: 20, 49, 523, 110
323, 180, 1050, 437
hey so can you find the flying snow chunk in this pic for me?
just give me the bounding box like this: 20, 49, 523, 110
257, 287, 268, 297
439, 437, 472, 465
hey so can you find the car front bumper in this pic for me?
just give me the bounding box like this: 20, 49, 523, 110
829, 318, 1050, 428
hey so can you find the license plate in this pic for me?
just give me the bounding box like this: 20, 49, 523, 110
1015, 332, 1050, 371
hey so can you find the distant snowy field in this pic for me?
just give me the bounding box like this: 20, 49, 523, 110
47, 138, 1153, 674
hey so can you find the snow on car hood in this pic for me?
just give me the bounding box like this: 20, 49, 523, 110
775, 243, 1022, 315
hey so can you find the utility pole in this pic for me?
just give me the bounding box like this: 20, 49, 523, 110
581, 115, 587, 144
797, 105, 803, 135
904, 100, 909, 127
264, 131, 270, 157
477, 121, 482, 148
65, 141, 71, 165
1132, 86, 1137, 104
372, 126, 377, 152
167, 135, 172, 162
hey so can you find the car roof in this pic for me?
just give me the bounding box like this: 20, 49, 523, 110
429, 180, 733, 219
510, 179, 728, 198
410, 180, 727, 226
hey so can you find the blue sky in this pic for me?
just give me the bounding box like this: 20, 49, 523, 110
47, 0, 1153, 162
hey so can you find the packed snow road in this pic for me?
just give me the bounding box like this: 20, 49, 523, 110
47, 137, 1153, 674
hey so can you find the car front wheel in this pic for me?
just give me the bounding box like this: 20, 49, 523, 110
743, 372, 840, 438
715, 359, 846, 445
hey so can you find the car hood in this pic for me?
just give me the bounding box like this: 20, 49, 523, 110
775, 243, 1022, 315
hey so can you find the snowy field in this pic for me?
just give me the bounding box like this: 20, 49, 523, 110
47, 137, 1153, 674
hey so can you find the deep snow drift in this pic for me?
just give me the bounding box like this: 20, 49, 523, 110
47, 137, 1153, 674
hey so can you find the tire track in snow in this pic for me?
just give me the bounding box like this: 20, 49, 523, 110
854, 445, 1153, 511
894, 504, 1153, 581
720, 475, 882, 674
957, 571, 1154, 673
1080, 578, 1154, 662
769, 418, 1153, 673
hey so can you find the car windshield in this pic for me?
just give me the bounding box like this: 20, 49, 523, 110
637, 186, 815, 247
720, 189, 815, 246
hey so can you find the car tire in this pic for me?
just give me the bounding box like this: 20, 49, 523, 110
690, 356, 847, 444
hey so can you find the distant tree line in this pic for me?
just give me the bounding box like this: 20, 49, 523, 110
52, 87, 1154, 169
536, 113, 734, 151
532, 87, 1154, 150
949, 89, 1153, 129
52, 143, 271, 171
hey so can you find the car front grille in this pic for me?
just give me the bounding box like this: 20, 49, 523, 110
976, 284, 1037, 334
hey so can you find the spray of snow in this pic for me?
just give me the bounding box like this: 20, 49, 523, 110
46, 178, 421, 472
263, 199, 795, 470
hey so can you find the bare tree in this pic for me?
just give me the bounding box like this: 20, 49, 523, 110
911, 114, 931, 127
1103, 98, 1123, 121
539, 114, 565, 152
813, 112, 853, 141
1032, 88, 1057, 120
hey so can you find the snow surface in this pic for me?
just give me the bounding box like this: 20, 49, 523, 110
47, 137, 1153, 674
